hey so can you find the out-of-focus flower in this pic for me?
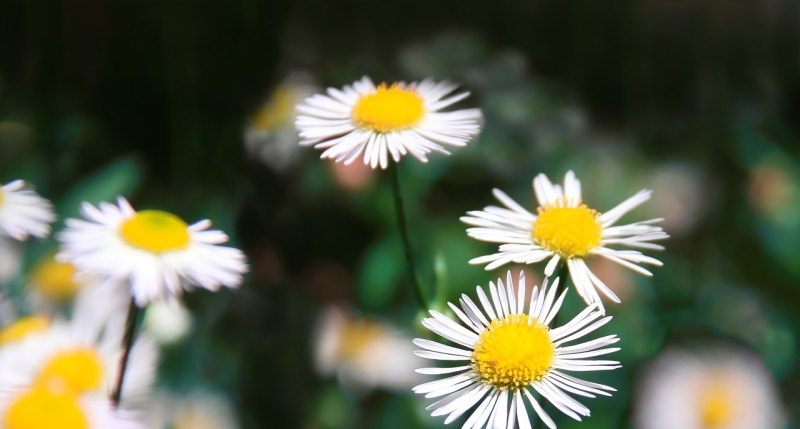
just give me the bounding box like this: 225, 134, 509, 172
147, 390, 240, 429
0, 180, 55, 241
314, 306, 424, 392
635, 346, 786, 429
0, 318, 157, 409
28, 255, 81, 301
296, 76, 482, 169
414, 271, 620, 428
330, 159, 375, 191
748, 157, 798, 226
143, 300, 192, 345
646, 163, 710, 236
0, 391, 148, 429
245, 75, 318, 172
462, 171, 668, 311
0, 315, 50, 346
57, 197, 248, 306
0, 238, 22, 285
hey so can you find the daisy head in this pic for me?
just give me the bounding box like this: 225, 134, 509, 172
28, 254, 82, 302
0, 180, 55, 241
634, 346, 786, 429
313, 306, 424, 392
0, 317, 157, 409
413, 270, 621, 428
1, 389, 148, 429
295, 76, 482, 169
245, 75, 318, 173
57, 197, 248, 306
461, 171, 669, 311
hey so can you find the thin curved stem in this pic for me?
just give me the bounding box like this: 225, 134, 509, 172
111, 298, 142, 408
388, 163, 427, 310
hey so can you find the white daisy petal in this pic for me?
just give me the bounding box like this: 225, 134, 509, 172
415, 270, 620, 428
0, 180, 56, 241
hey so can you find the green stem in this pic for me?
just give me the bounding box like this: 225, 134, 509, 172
110, 298, 143, 408
544, 261, 569, 329
388, 163, 427, 309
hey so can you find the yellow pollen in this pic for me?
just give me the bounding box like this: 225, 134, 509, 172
700, 382, 732, 428
0, 316, 50, 345
532, 201, 602, 257
0, 188, 4, 207
31, 257, 80, 300
352, 83, 425, 133
4, 388, 88, 429
36, 348, 104, 395
119, 210, 191, 253
471, 314, 554, 390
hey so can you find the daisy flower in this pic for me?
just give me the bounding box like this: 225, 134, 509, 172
0, 318, 157, 408
0, 180, 55, 241
462, 171, 668, 310
57, 197, 248, 306
147, 390, 240, 429
413, 270, 620, 428
27, 254, 82, 302
245, 74, 317, 173
295, 76, 482, 169
634, 346, 786, 429
313, 306, 424, 392
0, 389, 148, 429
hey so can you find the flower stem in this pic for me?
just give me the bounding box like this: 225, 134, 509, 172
111, 297, 142, 408
549, 261, 569, 329
388, 163, 427, 309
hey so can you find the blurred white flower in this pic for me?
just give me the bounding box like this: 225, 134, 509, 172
646, 163, 710, 236
143, 300, 192, 345
296, 76, 482, 169
635, 346, 786, 429
27, 254, 82, 302
57, 197, 248, 306
245, 74, 318, 172
462, 170, 668, 311
0, 316, 157, 409
0, 179, 55, 241
147, 390, 240, 429
0, 389, 149, 429
314, 306, 424, 392
0, 315, 50, 346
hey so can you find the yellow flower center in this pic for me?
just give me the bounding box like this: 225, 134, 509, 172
4, 388, 88, 429
339, 320, 385, 360
471, 314, 554, 390
351, 83, 425, 133
119, 210, 191, 253
36, 348, 104, 395
251, 87, 296, 131
532, 201, 602, 257
0, 188, 5, 207
700, 382, 732, 428
0, 316, 50, 345
31, 257, 80, 300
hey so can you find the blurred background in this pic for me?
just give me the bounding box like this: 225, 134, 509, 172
1, 1, 798, 428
